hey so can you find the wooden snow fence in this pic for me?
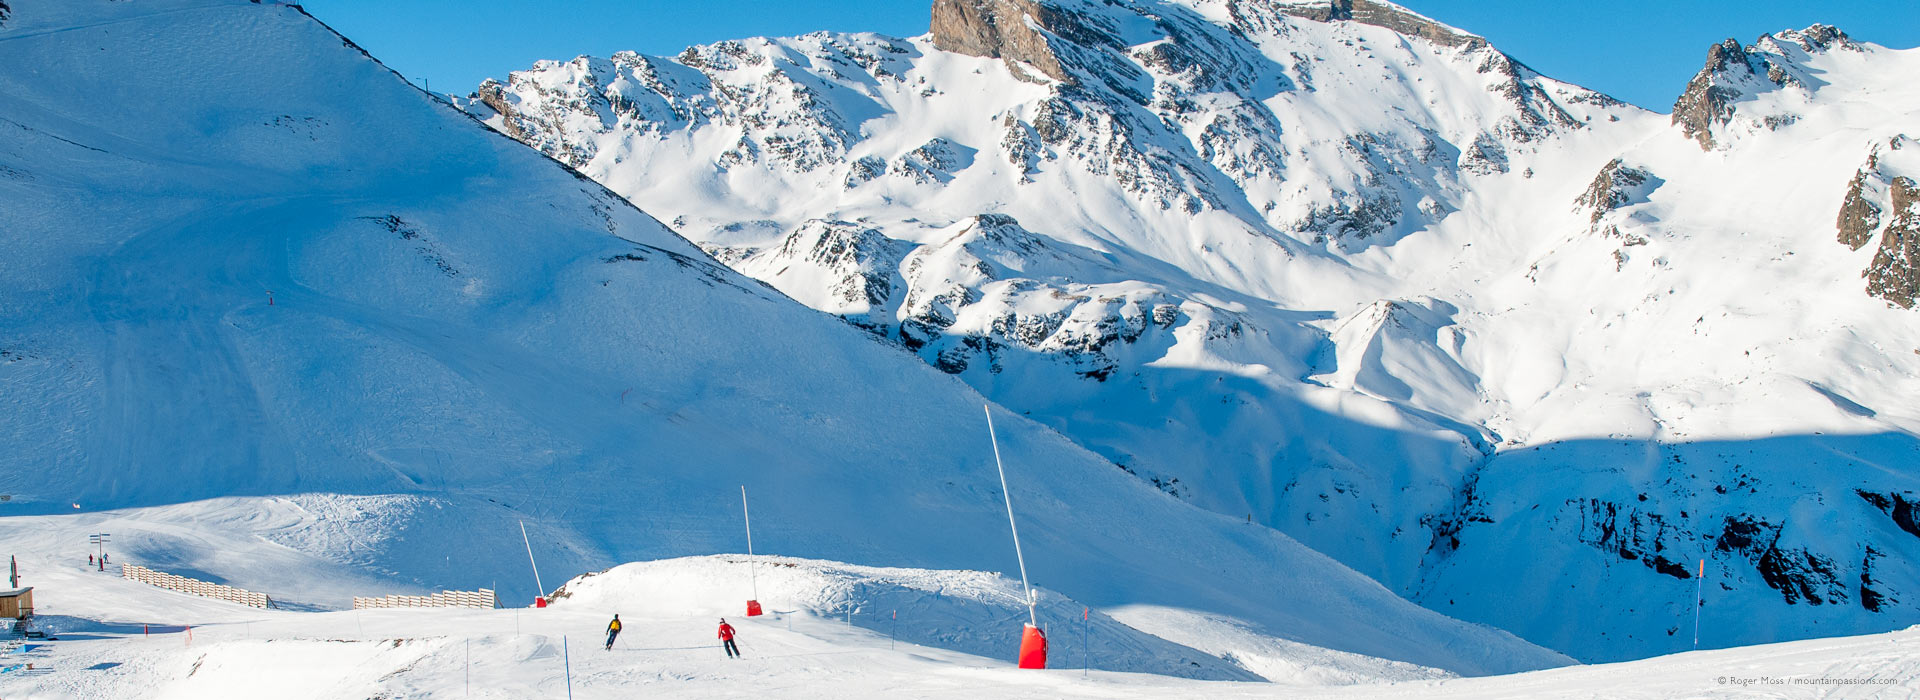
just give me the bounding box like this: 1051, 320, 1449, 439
352, 589, 496, 610
121, 564, 271, 609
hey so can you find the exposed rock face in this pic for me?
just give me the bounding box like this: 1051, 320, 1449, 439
1837, 164, 1885, 250
1566, 499, 1692, 580
471, 79, 528, 141
467, 0, 1611, 253
1672, 40, 1751, 151
1836, 136, 1920, 308
1265, 0, 1486, 50
1576, 159, 1657, 225
1671, 25, 1856, 151
1856, 490, 1920, 540
1861, 546, 1896, 613
707, 212, 1252, 390
1716, 515, 1850, 606
468, 46, 868, 175
930, 0, 1071, 81
889, 137, 972, 184
1866, 181, 1919, 308
0, 1, 11, 25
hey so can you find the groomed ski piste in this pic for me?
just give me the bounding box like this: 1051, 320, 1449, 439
2, 539, 1917, 699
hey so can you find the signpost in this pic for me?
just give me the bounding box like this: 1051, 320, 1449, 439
88, 533, 110, 572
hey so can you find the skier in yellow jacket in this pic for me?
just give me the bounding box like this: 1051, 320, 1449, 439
604, 614, 622, 650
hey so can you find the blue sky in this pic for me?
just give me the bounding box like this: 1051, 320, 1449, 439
301, 0, 1920, 111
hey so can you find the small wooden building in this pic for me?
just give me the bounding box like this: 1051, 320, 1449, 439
0, 588, 33, 619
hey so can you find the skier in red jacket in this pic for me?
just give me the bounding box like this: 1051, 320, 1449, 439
718, 619, 739, 658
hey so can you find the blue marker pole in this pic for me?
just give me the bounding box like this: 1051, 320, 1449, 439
564, 635, 574, 700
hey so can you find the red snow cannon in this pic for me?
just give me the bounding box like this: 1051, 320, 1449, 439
1017, 623, 1047, 669
746, 600, 763, 617
534, 597, 548, 608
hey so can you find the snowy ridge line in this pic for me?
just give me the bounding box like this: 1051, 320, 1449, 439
351, 588, 496, 610
121, 564, 269, 609
280, 0, 705, 260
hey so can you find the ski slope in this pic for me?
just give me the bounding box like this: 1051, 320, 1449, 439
1, 555, 1914, 699
0, 0, 1562, 682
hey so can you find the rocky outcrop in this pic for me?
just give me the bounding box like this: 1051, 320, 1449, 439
1265, 0, 1486, 50
1567, 499, 1692, 580
890, 138, 972, 184
1861, 546, 1896, 613
930, 0, 1071, 82
1576, 159, 1657, 225
1864, 181, 1919, 308
469, 0, 1612, 255
1672, 26, 1855, 151
471, 79, 528, 141
0, 1, 12, 25
1856, 490, 1920, 540
1835, 137, 1920, 308
1671, 40, 1752, 151
1837, 165, 1885, 250
778, 221, 911, 310
1716, 515, 1850, 606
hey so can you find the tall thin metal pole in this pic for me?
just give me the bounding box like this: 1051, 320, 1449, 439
563, 636, 574, 700
741, 485, 758, 599
520, 521, 546, 599
1692, 558, 1705, 651
985, 405, 1037, 627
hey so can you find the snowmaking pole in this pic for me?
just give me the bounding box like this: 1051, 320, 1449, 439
741, 485, 763, 616
985, 405, 1046, 669
519, 521, 547, 606
1692, 558, 1705, 651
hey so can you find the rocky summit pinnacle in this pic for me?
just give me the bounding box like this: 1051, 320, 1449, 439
1672, 25, 1858, 151
1268, 0, 1486, 50
929, 0, 1071, 82
930, 0, 1487, 79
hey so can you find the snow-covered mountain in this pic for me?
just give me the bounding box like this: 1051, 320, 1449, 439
462, 0, 1920, 661
0, 0, 1572, 680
